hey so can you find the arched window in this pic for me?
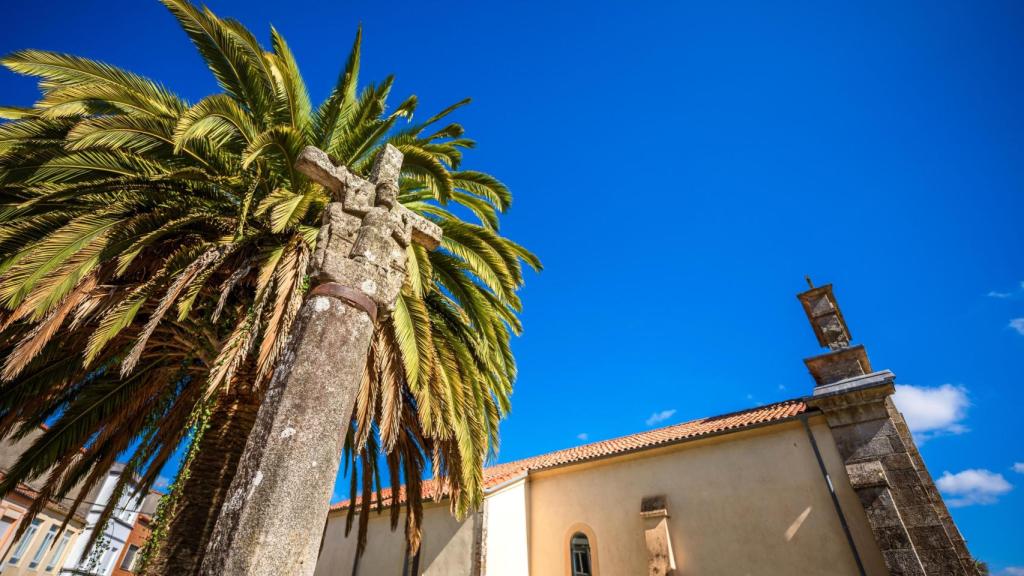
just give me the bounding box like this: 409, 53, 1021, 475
570, 532, 592, 576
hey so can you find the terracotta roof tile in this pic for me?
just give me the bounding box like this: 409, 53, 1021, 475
0, 472, 87, 523
331, 398, 807, 511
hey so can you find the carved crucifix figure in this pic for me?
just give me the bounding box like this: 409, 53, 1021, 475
200, 145, 441, 576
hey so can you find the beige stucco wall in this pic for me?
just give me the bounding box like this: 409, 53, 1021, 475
526, 416, 889, 576
314, 501, 477, 576
0, 495, 82, 575
316, 416, 893, 576
482, 478, 530, 576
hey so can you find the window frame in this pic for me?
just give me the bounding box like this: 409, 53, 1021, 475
563, 524, 599, 576
28, 524, 59, 569
119, 544, 140, 572
8, 518, 42, 565
101, 544, 122, 574
115, 494, 140, 525
0, 515, 16, 552
44, 531, 72, 572
570, 533, 592, 576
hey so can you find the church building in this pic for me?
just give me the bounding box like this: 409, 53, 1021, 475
314, 284, 977, 576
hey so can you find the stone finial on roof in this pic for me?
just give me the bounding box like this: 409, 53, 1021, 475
797, 279, 852, 351
798, 280, 872, 387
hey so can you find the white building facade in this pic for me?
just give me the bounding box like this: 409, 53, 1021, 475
59, 464, 145, 576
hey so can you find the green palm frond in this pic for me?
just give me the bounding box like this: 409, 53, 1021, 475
173, 94, 256, 154
0, 49, 184, 117
159, 0, 274, 120
66, 115, 178, 155
267, 27, 312, 136
314, 27, 362, 152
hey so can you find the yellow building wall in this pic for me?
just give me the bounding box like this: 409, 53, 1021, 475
0, 497, 82, 576
526, 417, 889, 576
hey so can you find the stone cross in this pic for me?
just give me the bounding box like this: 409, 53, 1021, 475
200, 145, 441, 576
297, 144, 441, 318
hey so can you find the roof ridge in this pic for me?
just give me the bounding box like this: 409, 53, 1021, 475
330, 397, 807, 511
482, 397, 806, 471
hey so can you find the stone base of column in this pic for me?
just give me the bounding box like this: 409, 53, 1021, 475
808, 371, 976, 576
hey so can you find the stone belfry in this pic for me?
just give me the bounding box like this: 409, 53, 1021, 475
797, 279, 872, 386
798, 280, 977, 576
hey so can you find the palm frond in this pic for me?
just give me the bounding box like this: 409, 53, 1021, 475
0, 4, 539, 560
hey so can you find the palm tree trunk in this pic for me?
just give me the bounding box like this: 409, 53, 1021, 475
144, 392, 260, 576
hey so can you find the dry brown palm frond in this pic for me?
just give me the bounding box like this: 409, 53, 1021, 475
9, 448, 81, 543
1, 273, 96, 380
254, 238, 307, 385
122, 246, 223, 376
204, 287, 268, 400
0, 299, 35, 333
67, 283, 122, 330
353, 347, 379, 455
375, 324, 404, 451
212, 262, 252, 322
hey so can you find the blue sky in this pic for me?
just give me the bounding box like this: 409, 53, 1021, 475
3, 0, 1023, 571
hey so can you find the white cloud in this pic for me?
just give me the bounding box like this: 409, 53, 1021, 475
645, 409, 676, 426
1012, 462, 1024, 474
154, 475, 171, 490
892, 384, 969, 442
1010, 318, 1024, 335
998, 567, 1024, 576
576, 433, 589, 441
935, 469, 1012, 507
988, 281, 1024, 299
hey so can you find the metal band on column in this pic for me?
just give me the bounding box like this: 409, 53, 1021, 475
310, 282, 378, 323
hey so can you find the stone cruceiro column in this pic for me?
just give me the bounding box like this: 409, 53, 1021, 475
200, 144, 441, 576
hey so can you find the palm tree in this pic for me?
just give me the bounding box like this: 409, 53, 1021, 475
0, 1, 538, 573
